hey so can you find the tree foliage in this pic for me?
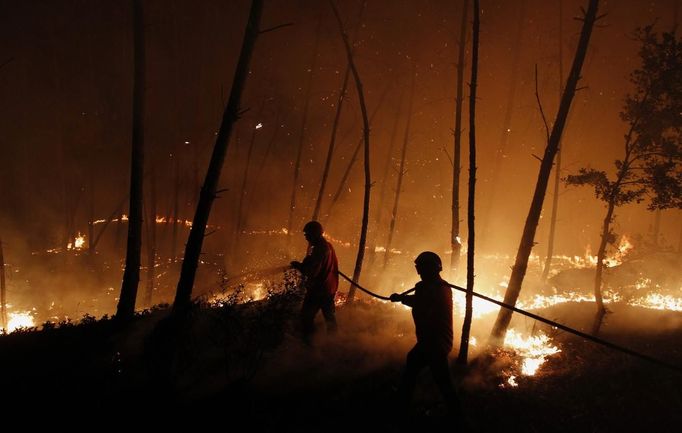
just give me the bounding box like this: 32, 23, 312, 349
566, 25, 682, 210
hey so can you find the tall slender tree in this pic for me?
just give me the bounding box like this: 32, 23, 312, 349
312, 2, 366, 221
116, 0, 146, 321
450, 0, 469, 277
490, 0, 601, 344
384, 63, 415, 268
457, 0, 479, 365
330, 0, 371, 302
173, 0, 264, 311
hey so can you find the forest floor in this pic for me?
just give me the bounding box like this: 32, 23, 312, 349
1, 285, 681, 431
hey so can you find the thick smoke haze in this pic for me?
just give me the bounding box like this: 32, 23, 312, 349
0, 0, 680, 318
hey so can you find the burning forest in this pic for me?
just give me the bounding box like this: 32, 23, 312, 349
0, 0, 681, 430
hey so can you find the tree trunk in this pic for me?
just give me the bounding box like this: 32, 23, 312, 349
451, 0, 469, 278
541, 0, 565, 283
0, 238, 6, 332
490, 0, 600, 345
287, 14, 321, 248
593, 198, 615, 315
235, 97, 267, 238
323, 83, 392, 222
368, 87, 404, 266
384, 63, 415, 269
145, 167, 157, 307
312, 3, 365, 222
116, 0, 146, 321
173, 0, 263, 311
457, 0, 479, 366
330, 0, 371, 303
312, 67, 350, 221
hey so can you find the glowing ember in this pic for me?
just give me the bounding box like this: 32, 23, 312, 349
507, 375, 518, 387
504, 329, 561, 376
5, 311, 35, 333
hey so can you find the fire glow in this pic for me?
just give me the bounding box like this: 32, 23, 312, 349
4, 311, 36, 333
504, 328, 561, 378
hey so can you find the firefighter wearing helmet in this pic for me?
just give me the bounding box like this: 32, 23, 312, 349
390, 251, 461, 416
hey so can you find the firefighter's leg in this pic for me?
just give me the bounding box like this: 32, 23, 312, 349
320, 293, 337, 334
300, 296, 319, 345
397, 344, 427, 410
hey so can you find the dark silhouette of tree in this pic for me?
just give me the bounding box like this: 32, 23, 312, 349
490, 0, 601, 345
457, 0, 478, 366
116, 0, 146, 321
173, 0, 264, 311
450, 0, 469, 278
330, 0, 371, 303
565, 25, 682, 332
384, 63, 415, 269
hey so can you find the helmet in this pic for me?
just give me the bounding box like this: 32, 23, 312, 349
414, 251, 442, 272
303, 221, 324, 238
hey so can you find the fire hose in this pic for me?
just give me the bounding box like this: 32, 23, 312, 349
222, 265, 682, 373
337, 270, 682, 374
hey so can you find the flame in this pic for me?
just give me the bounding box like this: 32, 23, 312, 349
504, 329, 561, 376
5, 311, 35, 333
628, 293, 682, 311
66, 233, 86, 251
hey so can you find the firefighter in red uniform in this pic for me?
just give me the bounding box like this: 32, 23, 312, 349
390, 251, 461, 416
290, 221, 339, 345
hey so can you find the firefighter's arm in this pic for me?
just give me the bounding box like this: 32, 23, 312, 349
389, 292, 415, 307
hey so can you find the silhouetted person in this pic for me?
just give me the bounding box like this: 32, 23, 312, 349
290, 221, 339, 345
390, 251, 461, 417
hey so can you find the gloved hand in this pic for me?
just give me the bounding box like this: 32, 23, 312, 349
290, 261, 303, 271
389, 293, 403, 303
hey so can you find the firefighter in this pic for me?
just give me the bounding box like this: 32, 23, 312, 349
389, 251, 461, 416
290, 221, 339, 345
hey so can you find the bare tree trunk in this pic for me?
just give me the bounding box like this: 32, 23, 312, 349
145, 167, 157, 307
330, 0, 371, 303
480, 0, 526, 248
235, 97, 267, 238
312, 4, 365, 221
451, 0, 469, 278
323, 83, 392, 222
0, 238, 6, 332
384, 63, 415, 269
541, 0, 565, 283
312, 67, 350, 221
490, 0, 600, 344
287, 14, 321, 248
116, 0, 146, 321
173, 0, 263, 311
457, 0, 478, 365
368, 87, 404, 266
